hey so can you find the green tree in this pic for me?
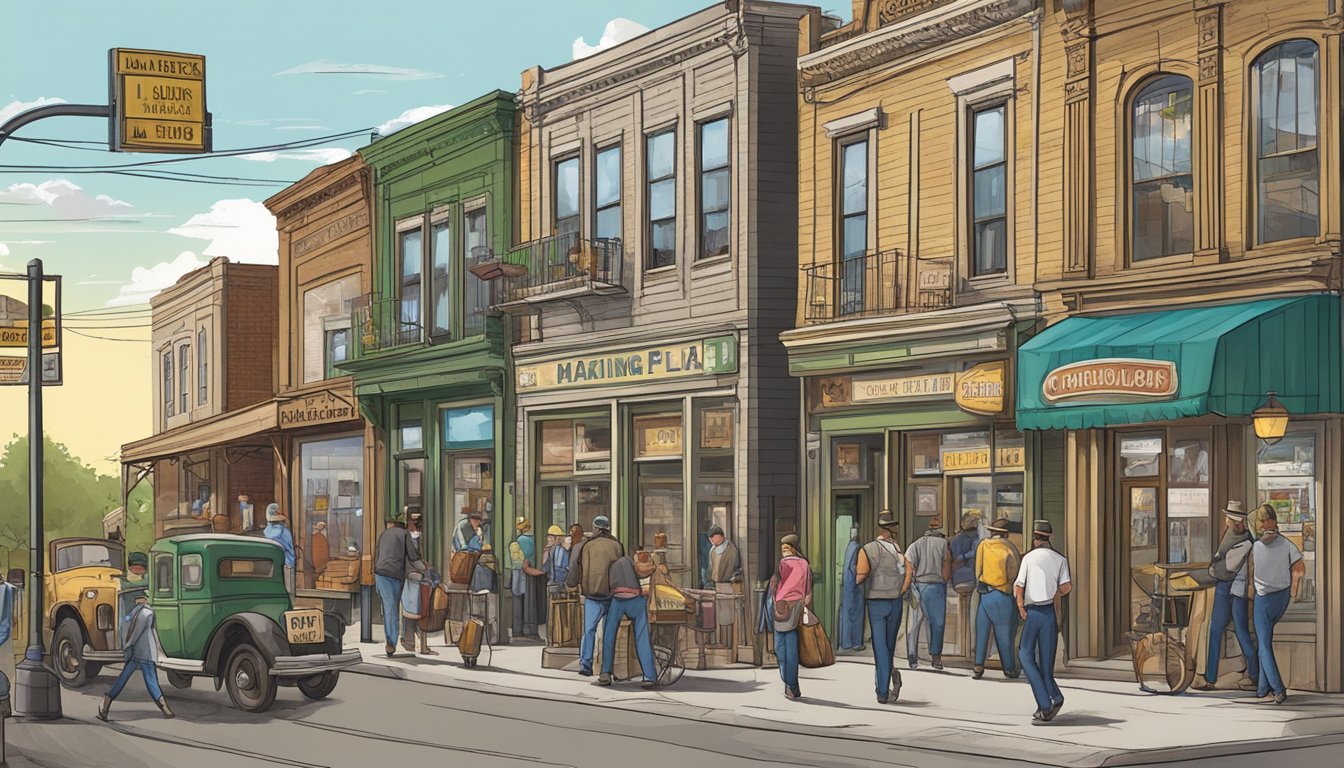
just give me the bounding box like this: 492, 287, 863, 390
124, 477, 155, 559
0, 434, 118, 573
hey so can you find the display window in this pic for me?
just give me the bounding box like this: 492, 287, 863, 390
442, 402, 496, 568
692, 400, 736, 589
905, 429, 1025, 544
299, 435, 364, 592
1255, 427, 1319, 615
535, 414, 612, 535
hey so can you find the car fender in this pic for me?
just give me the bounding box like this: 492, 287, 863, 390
322, 611, 346, 653
204, 612, 289, 679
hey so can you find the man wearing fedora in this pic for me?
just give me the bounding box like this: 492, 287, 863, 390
973, 517, 1021, 680
1194, 500, 1257, 691
263, 503, 297, 596
1014, 520, 1070, 723
856, 511, 908, 703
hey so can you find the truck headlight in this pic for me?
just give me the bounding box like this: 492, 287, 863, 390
96, 603, 114, 631
85, 590, 97, 600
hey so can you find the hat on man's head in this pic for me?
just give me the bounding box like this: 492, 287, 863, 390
593, 515, 612, 531
1031, 520, 1053, 538
877, 510, 899, 530
986, 518, 1011, 534
961, 513, 979, 531
468, 509, 483, 520
265, 503, 284, 522
547, 524, 565, 537
707, 525, 725, 538
1224, 500, 1248, 521
516, 516, 532, 533
780, 533, 800, 548
314, 521, 328, 532
928, 517, 943, 530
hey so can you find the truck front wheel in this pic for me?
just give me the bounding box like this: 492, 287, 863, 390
53, 619, 99, 688
224, 643, 277, 713
297, 671, 339, 700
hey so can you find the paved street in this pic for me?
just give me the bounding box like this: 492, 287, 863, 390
3, 665, 1342, 768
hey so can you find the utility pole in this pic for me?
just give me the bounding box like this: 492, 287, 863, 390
13, 259, 60, 720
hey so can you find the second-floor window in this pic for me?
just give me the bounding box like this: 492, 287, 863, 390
325, 326, 349, 378
465, 205, 489, 333
431, 218, 452, 336
554, 157, 580, 237
1254, 40, 1319, 244
1132, 75, 1194, 261
646, 129, 677, 269
970, 104, 1007, 276
839, 137, 867, 314
197, 329, 207, 404
163, 349, 174, 420
594, 145, 622, 242
398, 227, 423, 337
698, 118, 730, 259
178, 343, 189, 414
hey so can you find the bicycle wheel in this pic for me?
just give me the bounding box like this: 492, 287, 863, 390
653, 643, 685, 686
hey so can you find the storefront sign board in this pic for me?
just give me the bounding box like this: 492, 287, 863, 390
700, 408, 734, 450
1042, 358, 1178, 403
278, 389, 358, 429
942, 448, 990, 471
851, 371, 955, 403
516, 335, 737, 392
0, 320, 58, 348
955, 362, 1006, 414
634, 416, 683, 458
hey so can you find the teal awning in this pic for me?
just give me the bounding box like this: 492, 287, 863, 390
1016, 295, 1340, 430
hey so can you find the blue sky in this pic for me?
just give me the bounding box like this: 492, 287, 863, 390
3, 0, 834, 469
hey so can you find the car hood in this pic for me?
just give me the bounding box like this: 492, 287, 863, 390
51, 567, 123, 589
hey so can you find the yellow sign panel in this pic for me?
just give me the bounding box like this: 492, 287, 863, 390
942, 448, 991, 472
515, 335, 737, 392
956, 362, 1006, 415
850, 372, 954, 403
0, 323, 57, 348
111, 48, 208, 153
634, 415, 683, 459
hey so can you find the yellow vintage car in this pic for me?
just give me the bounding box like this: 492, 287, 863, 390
43, 538, 125, 688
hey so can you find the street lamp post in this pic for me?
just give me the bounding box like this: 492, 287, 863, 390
14, 258, 62, 719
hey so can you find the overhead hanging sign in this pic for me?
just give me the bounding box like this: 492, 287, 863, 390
955, 361, 1006, 415
0, 320, 58, 348
109, 48, 210, 153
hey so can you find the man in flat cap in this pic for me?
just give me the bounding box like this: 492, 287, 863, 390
567, 515, 624, 677
1015, 520, 1070, 723
856, 511, 907, 703
1194, 500, 1257, 691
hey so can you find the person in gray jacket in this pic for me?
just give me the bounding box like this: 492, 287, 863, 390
97, 593, 173, 722
374, 512, 428, 657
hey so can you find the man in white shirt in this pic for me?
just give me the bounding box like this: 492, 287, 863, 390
1250, 506, 1305, 704
1014, 520, 1071, 723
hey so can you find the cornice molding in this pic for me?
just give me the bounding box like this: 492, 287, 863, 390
275, 167, 369, 226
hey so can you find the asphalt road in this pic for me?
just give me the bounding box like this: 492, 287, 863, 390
3, 668, 1339, 768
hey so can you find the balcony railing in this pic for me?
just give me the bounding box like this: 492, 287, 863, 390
353, 296, 421, 353
485, 232, 625, 307
802, 249, 953, 324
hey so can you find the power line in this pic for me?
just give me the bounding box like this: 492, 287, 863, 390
63, 306, 149, 316
0, 128, 370, 172
65, 328, 149, 342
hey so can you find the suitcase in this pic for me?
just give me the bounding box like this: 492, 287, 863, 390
449, 550, 479, 585
458, 615, 485, 668
419, 583, 450, 633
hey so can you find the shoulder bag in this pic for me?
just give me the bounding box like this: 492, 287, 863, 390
797, 608, 835, 668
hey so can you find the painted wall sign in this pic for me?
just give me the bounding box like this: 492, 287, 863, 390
851, 371, 955, 403
1042, 358, 1178, 403
278, 389, 357, 428
942, 447, 990, 472
516, 335, 737, 392
294, 210, 369, 256
955, 361, 1006, 414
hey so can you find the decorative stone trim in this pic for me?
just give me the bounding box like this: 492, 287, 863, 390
823, 107, 884, 138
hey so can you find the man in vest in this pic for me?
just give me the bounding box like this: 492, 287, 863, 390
855, 510, 907, 704
1015, 520, 1071, 722
973, 517, 1021, 679
1194, 500, 1257, 691
903, 517, 952, 670
566, 515, 624, 677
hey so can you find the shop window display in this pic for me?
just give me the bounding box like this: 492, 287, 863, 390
537, 416, 612, 535
300, 436, 363, 592
1256, 429, 1318, 610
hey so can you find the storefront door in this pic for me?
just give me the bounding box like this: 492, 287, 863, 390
832, 492, 868, 628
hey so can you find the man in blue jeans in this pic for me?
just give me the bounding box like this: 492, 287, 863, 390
1015, 520, 1071, 723
97, 593, 173, 722
903, 517, 952, 670
856, 511, 907, 703
373, 512, 426, 657
1194, 501, 1257, 691
566, 515, 624, 676
1249, 508, 1305, 704
595, 550, 658, 687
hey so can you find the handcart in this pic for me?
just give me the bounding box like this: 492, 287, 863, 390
1128, 562, 1214, 694
646, 578, 717, 687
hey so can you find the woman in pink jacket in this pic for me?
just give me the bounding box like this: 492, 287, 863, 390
770, 533, 812, 700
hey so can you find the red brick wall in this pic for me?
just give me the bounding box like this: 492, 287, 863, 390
223, 264, 278, 410
225, 452, 276, 532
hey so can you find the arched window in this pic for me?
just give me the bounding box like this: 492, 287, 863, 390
1131, 75, 1194, 261
1253, 40, 1319, 244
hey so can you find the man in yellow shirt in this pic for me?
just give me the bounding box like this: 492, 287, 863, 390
973, 517, 1021, 680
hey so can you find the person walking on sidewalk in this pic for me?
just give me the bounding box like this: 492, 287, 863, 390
769, 533, 812, 700
1194, 501, 1257, 691
263, 503, 297, 595
904, 517, 952, 670
595, 549, 658, 688
1249, 506, 1304, 705
566, 515, 624, 677
374, 512, 427, 657
543, 525, 571, 598
856, 512, 907, 704
973, 517, 1021, 680
401, 510, 438, 656
1015, 520, 1071, 723
97, 593, 174, 722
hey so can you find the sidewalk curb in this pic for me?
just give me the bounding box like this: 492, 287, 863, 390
345, 660, 1337, 767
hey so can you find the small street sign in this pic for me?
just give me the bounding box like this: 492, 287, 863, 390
0, 320, 58, 348
109, 48, 209, 153
0, 353, 61, 386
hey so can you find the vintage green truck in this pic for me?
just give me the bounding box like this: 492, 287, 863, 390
82, 533, 362, 712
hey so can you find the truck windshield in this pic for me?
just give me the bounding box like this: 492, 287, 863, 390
54, 544, 124, 572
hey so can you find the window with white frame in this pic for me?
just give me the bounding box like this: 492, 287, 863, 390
969, 103, 1007, 276
646, 129, 677, 269
197, 328, 207, 404
594, 145, 622, 243
398, 225, 423, 338
163, 349, 174, 420
554, 157, 580, 237
698, 118, 730, 259
178, 343, 189, 413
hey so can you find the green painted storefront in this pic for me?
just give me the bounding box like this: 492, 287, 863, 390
340, 93, 517, 623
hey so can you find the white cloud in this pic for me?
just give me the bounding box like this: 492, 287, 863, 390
78, 273, 123, 286
352, 89, 387, 96
573, 18, 650, 59
275, 59, 444, 80
274, 124, 328, 131
0, 97, 66, 125
0, 243, 8, 258
377, 105, 453, 136
0, 179, 134, 221
168, 199, 278, 263
106, 251, 207, 307
240, 147, 352, 164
